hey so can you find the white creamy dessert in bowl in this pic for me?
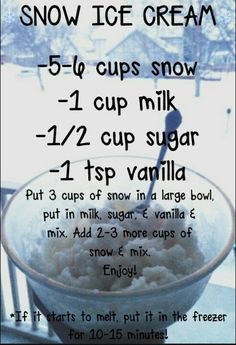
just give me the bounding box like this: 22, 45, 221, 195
2, 156, 234, 344
28, 200, 205, 293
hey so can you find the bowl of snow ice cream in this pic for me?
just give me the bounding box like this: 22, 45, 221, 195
2, 156, 235, 343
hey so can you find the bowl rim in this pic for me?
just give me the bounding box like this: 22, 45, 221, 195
1, 155, 235, 298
